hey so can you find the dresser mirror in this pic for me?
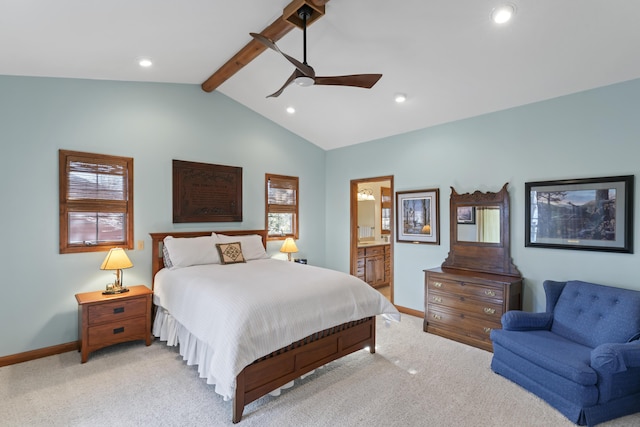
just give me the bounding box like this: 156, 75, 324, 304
456, 205, 501, 243
442, 183, 520, 277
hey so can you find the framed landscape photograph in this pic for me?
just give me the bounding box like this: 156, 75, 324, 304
456, 206, 475, 224
396, 189, 439, 244
525, 175, 634, 253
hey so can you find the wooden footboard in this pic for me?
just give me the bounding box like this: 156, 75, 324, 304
233, 316, 376, 423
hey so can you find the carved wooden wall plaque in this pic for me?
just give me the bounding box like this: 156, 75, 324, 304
172, 160, 242, 223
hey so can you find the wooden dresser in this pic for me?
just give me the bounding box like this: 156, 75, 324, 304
425, 184, 523, 352
424, 267, 522, 352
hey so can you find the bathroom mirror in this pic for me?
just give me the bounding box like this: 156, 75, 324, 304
442, 183, 520, 277
357, 199, 376, 240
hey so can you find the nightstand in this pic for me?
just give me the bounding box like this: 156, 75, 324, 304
75, 285, 153, 363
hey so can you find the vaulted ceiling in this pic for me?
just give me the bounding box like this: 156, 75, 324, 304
2, 1, 639, 150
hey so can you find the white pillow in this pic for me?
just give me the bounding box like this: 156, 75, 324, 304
163, 235, 220, 269
215, 233, 268, 260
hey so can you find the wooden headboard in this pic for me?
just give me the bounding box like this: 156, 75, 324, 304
149, 229, 268, 288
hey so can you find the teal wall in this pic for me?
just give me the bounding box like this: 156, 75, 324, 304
325, 78, 640, 313
2, 74, 639, 358
0, 76, 326, 358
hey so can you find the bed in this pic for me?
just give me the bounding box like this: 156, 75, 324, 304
149, 229, 400, 423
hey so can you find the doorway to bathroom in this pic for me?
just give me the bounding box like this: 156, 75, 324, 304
350, 175, 394, 302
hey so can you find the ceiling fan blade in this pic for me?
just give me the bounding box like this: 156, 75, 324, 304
313, 74, 382, 88
266, 70, 301, 98
250, 33, 315, 77
201, 0, 331, 92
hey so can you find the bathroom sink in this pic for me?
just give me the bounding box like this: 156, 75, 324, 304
358, 241, 389, 247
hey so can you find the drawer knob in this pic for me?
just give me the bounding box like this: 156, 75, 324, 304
432, 297, 442, 303
113, 307, 125, 314
483, 327, 492, 334
432, 314, 441, 320
483, 307, 496, 315
484, 290, 496, 297
113, 327, 125, 334
433, 282, 443, 288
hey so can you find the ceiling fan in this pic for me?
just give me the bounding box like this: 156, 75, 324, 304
251, 5, 382, 98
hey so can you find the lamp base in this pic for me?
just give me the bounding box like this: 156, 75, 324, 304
102, 287, 130, 295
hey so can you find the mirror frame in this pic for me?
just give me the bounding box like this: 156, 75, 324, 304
442, 183, 521, 277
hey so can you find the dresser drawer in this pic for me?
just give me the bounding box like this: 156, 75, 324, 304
87, 316, 148, 347
428, 277, 504, 301
87, 297, 148, 325
427, 305, 500, 341
428, 289, 503, 321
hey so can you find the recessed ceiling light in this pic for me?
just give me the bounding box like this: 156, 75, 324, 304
286, 106, 296, 114
491, 4, 515, 24
138, 58, 153, 68
395, 93, 407, 103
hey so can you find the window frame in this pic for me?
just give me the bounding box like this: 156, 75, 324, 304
59, 149, 134, 254
265, 173, 299, 241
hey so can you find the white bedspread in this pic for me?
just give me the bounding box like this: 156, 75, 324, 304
152, 259, 400, 400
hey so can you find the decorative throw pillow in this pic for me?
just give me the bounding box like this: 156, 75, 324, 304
215, 233, 268, 260
216, 242, 246, 264
162, 243, 174, 269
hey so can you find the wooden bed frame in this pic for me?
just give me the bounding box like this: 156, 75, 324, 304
149, 230, 376, 423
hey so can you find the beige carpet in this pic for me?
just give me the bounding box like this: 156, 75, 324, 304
1, 315, 639, 427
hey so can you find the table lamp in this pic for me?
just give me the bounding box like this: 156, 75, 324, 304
280, 238, 298, 262
100, 248, 133, 294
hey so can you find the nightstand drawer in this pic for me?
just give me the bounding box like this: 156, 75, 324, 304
88, 317, 147, 347
87, 297, 147, 325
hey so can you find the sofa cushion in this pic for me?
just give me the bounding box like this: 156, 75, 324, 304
491, 329, 597, 385
551, 281, 640, 348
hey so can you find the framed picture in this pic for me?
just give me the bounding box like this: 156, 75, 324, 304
525, 175, 634, 253
456, 206, 475, 224
172, 159, 243, 223
396, 189, 439, 244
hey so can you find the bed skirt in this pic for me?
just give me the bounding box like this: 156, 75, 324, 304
152, 307, 302, 400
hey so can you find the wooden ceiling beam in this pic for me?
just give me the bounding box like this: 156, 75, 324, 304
200, 0, 331, 93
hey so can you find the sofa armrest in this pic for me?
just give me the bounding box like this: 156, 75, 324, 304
501, 311, 553, 331
591, 341, 640, 374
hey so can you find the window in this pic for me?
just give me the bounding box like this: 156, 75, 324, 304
59, 150, 134, 254
266, 174, 298, 240
380, 187, 392, 234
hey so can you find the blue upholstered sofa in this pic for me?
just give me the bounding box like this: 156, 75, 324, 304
490, 280, 640, 426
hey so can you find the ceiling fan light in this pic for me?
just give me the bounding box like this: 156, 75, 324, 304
395, 93, 407, 103
492, 4, 515, 24
294, 76, 314, 87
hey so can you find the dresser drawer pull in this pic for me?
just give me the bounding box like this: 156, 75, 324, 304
433, 282, 443, 288
432, 297, 442, 303
484, 290, 496, 297
432, 314, 441, 320
483, 327, 492, 334
113, 327, 125, 334
113, 307, 125, 314
483, 307, 496, 315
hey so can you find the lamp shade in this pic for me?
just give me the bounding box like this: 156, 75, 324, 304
280, 238, 298, 254
100, 248, 133, 271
